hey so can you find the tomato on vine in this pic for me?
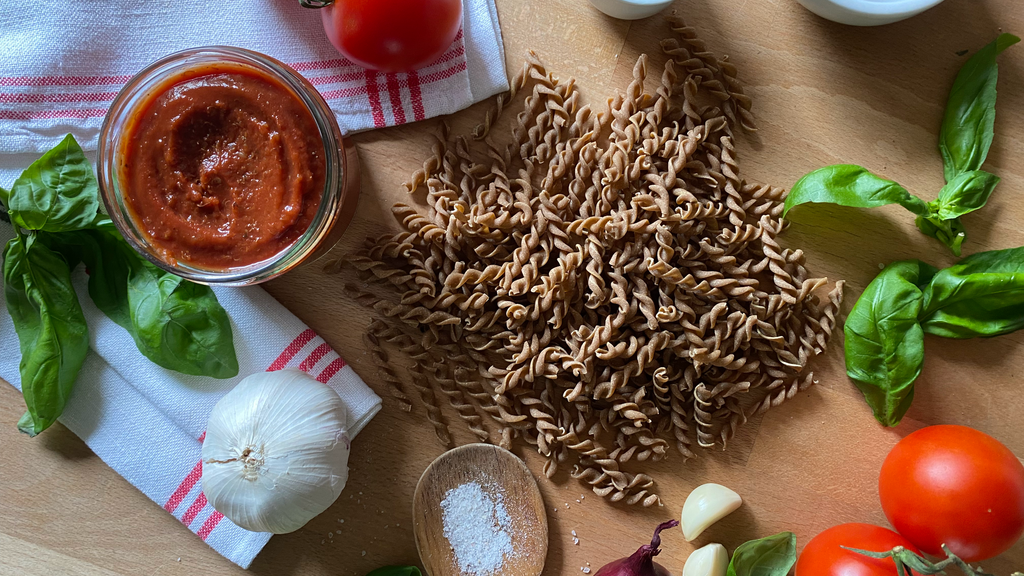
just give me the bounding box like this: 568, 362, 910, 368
303, 0, 463, 73
879, 425, 1024, 562
795, 523, 921, 576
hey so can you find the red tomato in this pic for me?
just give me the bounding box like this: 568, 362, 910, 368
795, 523, 921, 576
879, 425, 1024, 562
320, 0, 463, 73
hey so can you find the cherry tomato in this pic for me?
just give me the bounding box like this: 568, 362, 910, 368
879, 425, 1024, 562
795, 523, 921, 576
320, 0, 463, 73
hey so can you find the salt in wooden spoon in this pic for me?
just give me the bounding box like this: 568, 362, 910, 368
413, 443, 548, 576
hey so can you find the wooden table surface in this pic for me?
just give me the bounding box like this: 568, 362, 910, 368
4, 0, 1024, 574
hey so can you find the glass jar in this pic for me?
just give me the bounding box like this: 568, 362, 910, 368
98, 46, 359, 286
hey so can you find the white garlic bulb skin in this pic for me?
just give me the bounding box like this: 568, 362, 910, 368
202, 369, 350, 534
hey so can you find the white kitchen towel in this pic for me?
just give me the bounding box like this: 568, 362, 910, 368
0, 218, 382, 569
0, 0, 508, 154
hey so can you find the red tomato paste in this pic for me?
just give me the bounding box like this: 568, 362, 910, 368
120, 62, 326, 269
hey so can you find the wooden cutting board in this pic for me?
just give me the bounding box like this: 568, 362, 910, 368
3, 0, 1024, 574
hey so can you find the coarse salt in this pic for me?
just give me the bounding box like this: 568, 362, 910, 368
441, 482, 515, 575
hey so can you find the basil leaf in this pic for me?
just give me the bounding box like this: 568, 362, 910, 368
845, 260, 937, 427
939, 34, 1020, 182
365, 567, 423, 576
0, 184, 9, 207
81, 230, 136, 329
915, 213, 966, 256
726, 532, 797, 576
784, 164, 928, 218
920, 246, 1024, 338
127, 261, 238, 378
3, 235, 89, 436
38, 228, 135, 329
933, 169, 1000, 220
8, 134, 100, 233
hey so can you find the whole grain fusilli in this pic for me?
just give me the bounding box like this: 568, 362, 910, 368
329, 18, 844, 506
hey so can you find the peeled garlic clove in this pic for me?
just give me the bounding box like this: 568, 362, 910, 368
682, 543, 729, 576
680, 483, 742, 541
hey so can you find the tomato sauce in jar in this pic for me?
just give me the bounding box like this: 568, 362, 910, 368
120, 62, 327, 270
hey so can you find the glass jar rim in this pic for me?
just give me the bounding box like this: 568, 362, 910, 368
98, 45, 347, 286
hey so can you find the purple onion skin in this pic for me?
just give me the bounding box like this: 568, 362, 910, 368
594, 520, 679, 576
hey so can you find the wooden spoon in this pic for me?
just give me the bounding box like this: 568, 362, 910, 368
413, 444, 548, 576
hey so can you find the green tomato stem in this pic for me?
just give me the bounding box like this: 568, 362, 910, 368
843, 544, 1019, 576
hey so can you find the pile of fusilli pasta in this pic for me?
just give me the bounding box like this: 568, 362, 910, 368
329, 18, 844, 506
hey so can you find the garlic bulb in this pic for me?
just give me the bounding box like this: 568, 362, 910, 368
201, 369, 350, 534
680, 483, 742, 541
682, 543, 728, 576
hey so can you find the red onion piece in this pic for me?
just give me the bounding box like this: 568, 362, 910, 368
594, 519, 679, 576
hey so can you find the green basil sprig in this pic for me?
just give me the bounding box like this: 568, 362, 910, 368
846, 247, 1024, 427
0, 186, 10, 219
920, 246, 1024, 339
939, 33, 1021, 181
127, 259, 237, 377
783, 165, 928, 216
1, 135, 238, 436
38, 226, 238, 377
727, 532, 797, 576
844, 261, 936, 426
7, 135, 100, 233
3, 235, 89, 436
784, 33, 1019, 256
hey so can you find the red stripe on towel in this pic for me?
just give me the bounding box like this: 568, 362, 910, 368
267, 329, 316, 371
181, 492, 208, 527
408, 71, 425, 122
418, 62, 467, 84
164, 461, 203, 513
364, 69, 385, 128
197, 511, 225, 540
0, 91, 118, 104
0, 108, 108, 120
317, 357, 347, 384
385, 73, 406, 125
288, 58, 354, 71
299, 342, 332, 372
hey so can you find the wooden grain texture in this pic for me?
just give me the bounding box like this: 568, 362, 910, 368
3, 0, 1024, 574
413, 444, 547, 576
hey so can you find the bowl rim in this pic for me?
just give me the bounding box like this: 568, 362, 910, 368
817, 0, 944, 15
97, 45, 347, 286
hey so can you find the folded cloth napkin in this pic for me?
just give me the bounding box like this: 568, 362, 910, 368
0, 0, 508, 154
0, 218, 381, 568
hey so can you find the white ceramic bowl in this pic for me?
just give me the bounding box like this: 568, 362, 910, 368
589, 0, 674, 20
796, 0, 944, 26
